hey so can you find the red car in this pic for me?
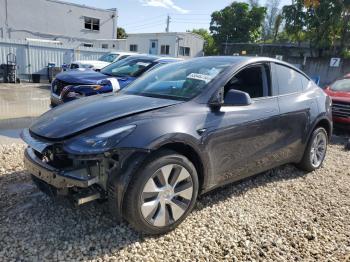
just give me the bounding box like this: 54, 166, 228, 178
324, 77, 350, 128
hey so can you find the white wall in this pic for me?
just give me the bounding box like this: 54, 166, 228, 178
0, 38, 110, 78
0, 0, 116, 44
121, 33, 204, 58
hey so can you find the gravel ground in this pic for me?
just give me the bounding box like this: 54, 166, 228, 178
0, 137, 349, 262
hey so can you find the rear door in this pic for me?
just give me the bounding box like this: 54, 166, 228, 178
272, 63, 318, 163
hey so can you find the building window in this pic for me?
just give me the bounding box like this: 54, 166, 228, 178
101, 44, 109, 49
160, 45, 170, 55
130, 44, 138, 52
83, 43, 93, 48
179, 46, 190, 56
84, 17, 100, 31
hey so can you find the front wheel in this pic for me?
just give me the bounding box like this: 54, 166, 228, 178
123, 150, 199, 235
298, 127, 328, 172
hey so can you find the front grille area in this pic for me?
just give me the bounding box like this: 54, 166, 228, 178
332, 100, 350, 118
33, 146, 73, 169
53, 79, 69, 95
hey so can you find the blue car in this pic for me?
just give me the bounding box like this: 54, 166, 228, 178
50, 55, 181, 107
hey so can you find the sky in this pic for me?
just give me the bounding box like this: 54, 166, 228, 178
66, 0, 292, 33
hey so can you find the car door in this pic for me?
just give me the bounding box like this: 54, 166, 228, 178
272, 63, 318, 163
202, 63, 281, 186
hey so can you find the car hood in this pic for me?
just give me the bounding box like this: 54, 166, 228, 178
56, 70, 136, 88
73, 60, 110, 69
30, 94, 183, 140
324, 88, 350, 102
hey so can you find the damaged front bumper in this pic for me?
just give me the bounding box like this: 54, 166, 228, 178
24, 148, 99, 189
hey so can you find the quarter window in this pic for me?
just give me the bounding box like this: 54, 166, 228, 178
84, 17, 100, 31
275, 64, 304, 95
161, 45, 170, 55
130, 44, 138, 52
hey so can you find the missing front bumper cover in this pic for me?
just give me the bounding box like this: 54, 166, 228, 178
24, 148, 99, 189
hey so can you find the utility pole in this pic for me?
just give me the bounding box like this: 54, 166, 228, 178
166, 15, 171, 33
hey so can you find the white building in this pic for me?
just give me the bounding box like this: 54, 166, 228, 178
0, 0, 117, 46
115, 32, 205, 59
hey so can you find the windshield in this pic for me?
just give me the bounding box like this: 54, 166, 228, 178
99, 53, 119, 63
100, 57, 154, 77
122, 59, 231, 101
331, 79, 350, 92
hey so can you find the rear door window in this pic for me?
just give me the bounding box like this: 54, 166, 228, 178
275, 64, 304, 95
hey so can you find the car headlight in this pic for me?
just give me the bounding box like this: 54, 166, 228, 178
60, 80, 112, 99
66, 91, 85, 98
63, 125, 136, 154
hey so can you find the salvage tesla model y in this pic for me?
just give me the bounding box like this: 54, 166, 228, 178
21, 57, 332, 234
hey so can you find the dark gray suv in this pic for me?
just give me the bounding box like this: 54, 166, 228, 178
21, 56, 332, 234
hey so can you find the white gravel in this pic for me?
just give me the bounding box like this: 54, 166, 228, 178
0, 137, 349, 261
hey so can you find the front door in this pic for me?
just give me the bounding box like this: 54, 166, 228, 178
149, 40, 158, 55
203, 64, 282, 187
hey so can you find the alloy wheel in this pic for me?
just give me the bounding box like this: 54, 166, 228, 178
310, 132, 327, 168
140, 164, 194, 227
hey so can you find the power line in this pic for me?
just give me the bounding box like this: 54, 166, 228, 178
121, 15, 165, 27
172, 21, 210, 25
170, 13, 211, 16
126, 21, 165, 31
125, 19, 165, 29
171, 17, 210, 21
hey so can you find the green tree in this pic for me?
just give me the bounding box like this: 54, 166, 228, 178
209, 2, 266, 53
117, 27, 127, 39
264, 0, 281, 41
273, 14, 283, 42
282, 0, 350, 57
305, 0, 343, 56
191, 29, 218, 55
282, 1, 307, 45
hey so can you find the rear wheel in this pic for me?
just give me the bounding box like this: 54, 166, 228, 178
298, 127, 328, 172
123, 150, 199, 235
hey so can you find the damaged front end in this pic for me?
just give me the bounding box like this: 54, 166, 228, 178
21, 128, 144, 208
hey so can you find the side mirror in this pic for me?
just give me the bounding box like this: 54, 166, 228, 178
223, 89, 252, 106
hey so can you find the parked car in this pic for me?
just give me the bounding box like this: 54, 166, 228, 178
22, 56, 332, 234
324, 77, 350, 129
69, 52, 137, 71
50, 55, 181, 107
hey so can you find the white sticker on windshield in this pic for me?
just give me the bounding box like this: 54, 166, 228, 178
187, 73, 213, 83
136, 62, 150, 67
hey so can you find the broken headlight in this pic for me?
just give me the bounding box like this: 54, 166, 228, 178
63, 125, 136, 154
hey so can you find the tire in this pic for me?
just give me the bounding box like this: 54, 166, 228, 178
297, 127, 328, 172
122, 150, 199, 235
